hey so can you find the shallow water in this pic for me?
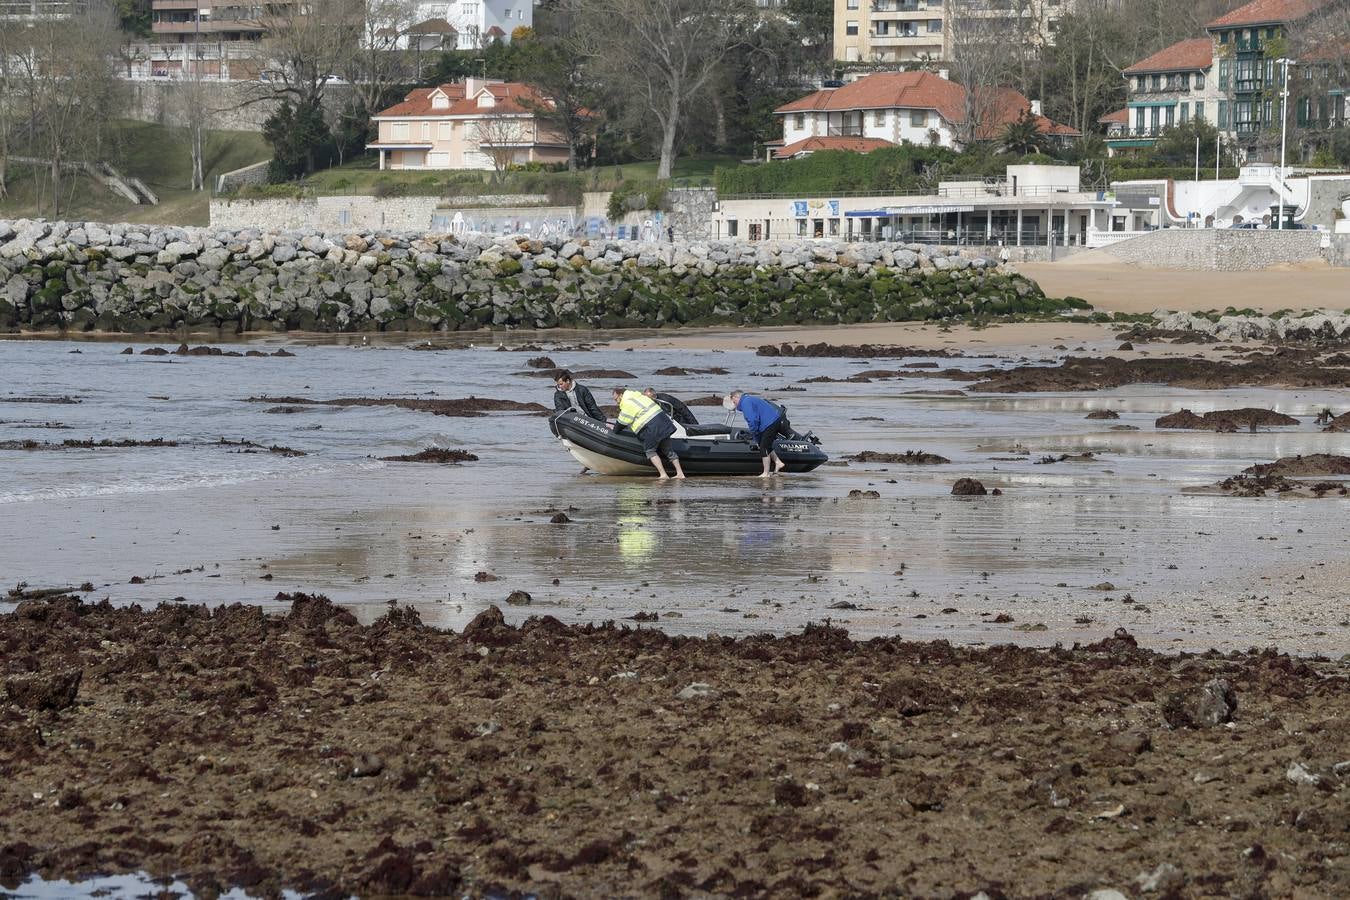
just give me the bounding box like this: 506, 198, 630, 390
2, 336, 1348, 654
0, 872, 307, 898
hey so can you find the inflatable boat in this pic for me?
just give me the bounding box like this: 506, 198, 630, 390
549, 408, 829, 476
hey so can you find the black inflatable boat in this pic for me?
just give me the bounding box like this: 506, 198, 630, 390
549, 409, 829, 476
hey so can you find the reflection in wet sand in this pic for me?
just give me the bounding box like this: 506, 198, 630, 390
1, 339, 1347, 655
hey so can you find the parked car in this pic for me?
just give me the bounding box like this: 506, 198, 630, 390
1229, 222, 1262, 229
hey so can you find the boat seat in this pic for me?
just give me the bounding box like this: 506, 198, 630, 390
684, 424, 735, 437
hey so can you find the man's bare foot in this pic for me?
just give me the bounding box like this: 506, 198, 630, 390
774, 464, 787, 473
657, 474, 670, 481
758, 472, 771, 479
674, 473, 686, 479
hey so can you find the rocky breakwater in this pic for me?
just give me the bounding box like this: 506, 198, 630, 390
0, 219, 1077, 333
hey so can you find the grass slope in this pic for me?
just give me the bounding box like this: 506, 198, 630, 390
0, 121, 269, 227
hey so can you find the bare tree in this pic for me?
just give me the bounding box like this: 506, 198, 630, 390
518, 7, 597, 171
249, 0, 362, 110
341, 0, 420, 122
581, 0, 753, 180
5, 2, 125, 216
168, 70, 215, 191
0, 23, 14, 200
945, 0, 1015, 146
474, 113, 530, 182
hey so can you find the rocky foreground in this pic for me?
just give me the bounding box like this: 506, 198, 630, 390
0, 219, 1077, 333
2, 595, 1347, 898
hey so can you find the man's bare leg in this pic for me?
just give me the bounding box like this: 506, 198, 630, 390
759, 454, 772, 478
772, 451, 787, 473
650, 455, 670, 480
670, 456, 686, 479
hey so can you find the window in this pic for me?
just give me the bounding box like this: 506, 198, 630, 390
1150, 106, 1160, 131
1152, 74, 1162, 90
1218, 60, 1229, 90
797, 218, 807, 236
847, 0, 858, 7
338, 209, 351, 226
1195, 101, 1204, 121
1263, 98, 1273, 125
1180, 102, 1189, 123
1194, 73, 1204, 90
928, 19, 941, 33
1218, 100, 1229, 128
1220, 30, 1229, 45
794, 113, 805, 129
911, 110, 926, 127
431, 94, 448, 110
1135, 107, 1145, 132
422, 122, 430, 139
393, 122, 409, 139
829, 218, 839, 236
1165, 106, 1175, 127
873, 110, 885, 126
439, 122, 452, 139
727, 219, 738, 238
846, 20, 858, 36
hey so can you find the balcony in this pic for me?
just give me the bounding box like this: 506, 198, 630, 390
828, 125, 864, 137
870, 0, 939, 11
869, 32, 941, 46
1233, 79, 1264, 92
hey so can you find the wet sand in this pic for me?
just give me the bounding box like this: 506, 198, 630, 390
2, 595, 1347, 899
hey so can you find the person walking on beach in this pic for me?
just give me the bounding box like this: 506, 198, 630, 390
553, 370, 604, 421
612, 387, 686, 480
726, 390, 789, 478
644, 387, 698, 426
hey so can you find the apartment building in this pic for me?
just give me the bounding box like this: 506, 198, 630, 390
771, 70, 1078, 156
1205, 0, 1331, 141
150, 1, 267, 43
832, 0, 1071, 65
367, 78, 568, 171
1108, 38, 1221, 155
0, 0, 84, 21
1108, 0, 1347, 156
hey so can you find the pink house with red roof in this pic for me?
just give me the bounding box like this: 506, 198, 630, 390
367, 79, 570, 171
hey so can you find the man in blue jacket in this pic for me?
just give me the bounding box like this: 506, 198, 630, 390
727, 390, 789, 477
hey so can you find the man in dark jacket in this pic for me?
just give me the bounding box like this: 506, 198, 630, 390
553, 370, 604, 421
644, 387, 698, 426
728, 389, 790, 477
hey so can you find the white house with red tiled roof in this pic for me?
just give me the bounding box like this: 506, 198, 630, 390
773, 71, 1079, 157
367, 79, 569, 171
1109, 37, 1221, 155
402, 0, 530, 51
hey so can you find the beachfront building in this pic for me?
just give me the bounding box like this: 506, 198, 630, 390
832, 0, 1072, 65
770, 71, 1079, 158
367, 79, 569, 171
1109, 38, 1221, 156
711, 164, 1116, 246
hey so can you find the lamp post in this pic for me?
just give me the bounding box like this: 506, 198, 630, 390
1277, 57, 1296, 230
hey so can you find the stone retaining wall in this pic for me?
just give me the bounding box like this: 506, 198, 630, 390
1091, 229, 1325, 270
0, 219, 1079, 334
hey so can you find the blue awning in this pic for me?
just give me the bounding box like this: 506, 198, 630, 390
844, 210, 891, 217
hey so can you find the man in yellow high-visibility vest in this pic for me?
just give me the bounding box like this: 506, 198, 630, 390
610, 387, 686, 480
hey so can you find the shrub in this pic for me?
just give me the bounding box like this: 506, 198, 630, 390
607, 182, 668, 220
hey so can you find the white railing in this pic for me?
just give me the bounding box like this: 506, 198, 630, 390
1086, 230, 1152, 248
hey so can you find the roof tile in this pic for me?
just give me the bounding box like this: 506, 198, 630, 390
374, 81, 551, 119
1123, 38, 1214, 75
1205, 0, 1327, 29
773, 136, 895, 159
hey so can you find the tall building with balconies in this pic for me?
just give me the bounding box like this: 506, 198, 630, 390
832, 0, 1072, 66
149, 1, 267, 43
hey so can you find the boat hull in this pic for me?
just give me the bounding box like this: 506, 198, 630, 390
549, 410, 828, 476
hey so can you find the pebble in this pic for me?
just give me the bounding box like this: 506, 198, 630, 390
676, 682, 715, 700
